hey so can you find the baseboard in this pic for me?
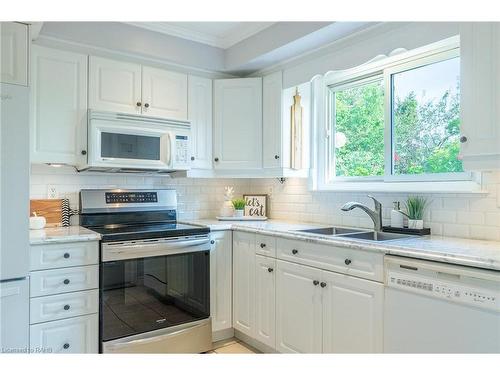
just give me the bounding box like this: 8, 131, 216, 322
212, 328, 235, 343
234, 329, 277, 353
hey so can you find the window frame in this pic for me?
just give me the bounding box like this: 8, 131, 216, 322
316, 36, 479, 192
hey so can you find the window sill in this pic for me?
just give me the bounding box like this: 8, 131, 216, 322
314, 180, 486, 194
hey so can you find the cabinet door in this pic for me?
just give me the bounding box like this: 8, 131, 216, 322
210, 231, 232, 333
460, 23, 500, 170
30, 46, 88, 165
321, 270, 383, 353
89, 56, 141, 114
142, 66, 188, 120
276, 260, 322, 353
30, 314, 98, 353
188, 75, 213, 169
0, 22, 28, 86
232, 231, 256, 336
255, 255, 276, 349
263, 71, 283, 168
213, 78, 262, 170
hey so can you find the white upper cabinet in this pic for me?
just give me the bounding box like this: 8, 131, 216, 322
210, 231, 232, 335
254, 255, 276, 349
89, 56, 187, 120
276, 260, 322, 353
188, 75, 213, 169
142, 66, 187, 120
89, 56, 142, 115
321, 270, 383, 353
1, 22, 29, 86
263, 71, 283, 169
30, 46, 88, 165
460, 23, 500, 170
214, 77, 262, 170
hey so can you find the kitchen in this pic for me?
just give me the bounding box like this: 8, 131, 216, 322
1, 2, 500, 373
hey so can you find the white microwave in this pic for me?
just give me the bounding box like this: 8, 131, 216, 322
80, 111, 191, 173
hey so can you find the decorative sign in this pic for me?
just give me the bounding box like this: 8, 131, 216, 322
290, 87, 303, 170
243, 194, 268, 217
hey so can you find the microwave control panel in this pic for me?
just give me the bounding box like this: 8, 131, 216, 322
175, 135, 189, 165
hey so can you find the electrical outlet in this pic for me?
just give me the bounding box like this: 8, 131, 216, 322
47, 185, 58, 199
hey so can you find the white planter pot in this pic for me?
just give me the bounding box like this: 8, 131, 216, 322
234, 209, 244, 217
408, 219, 424, 230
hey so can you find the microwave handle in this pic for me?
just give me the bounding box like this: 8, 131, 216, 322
165, 132, 172, 168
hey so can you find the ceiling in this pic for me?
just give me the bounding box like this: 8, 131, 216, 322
126, 22, 275, 49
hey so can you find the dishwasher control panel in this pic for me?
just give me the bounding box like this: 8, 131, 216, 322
387, 270, 500, 312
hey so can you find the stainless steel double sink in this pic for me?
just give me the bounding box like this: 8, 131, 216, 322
293, 226, 413, 242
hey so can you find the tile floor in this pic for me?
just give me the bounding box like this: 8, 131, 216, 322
206, 338, 260, 354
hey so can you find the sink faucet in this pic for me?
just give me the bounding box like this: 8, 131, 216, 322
341, 195, 383, 232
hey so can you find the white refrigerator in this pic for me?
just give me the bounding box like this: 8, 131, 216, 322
0, 82, 30, 352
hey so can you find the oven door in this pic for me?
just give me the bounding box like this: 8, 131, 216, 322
89, 118, 173, 170
100, 237, 210, 347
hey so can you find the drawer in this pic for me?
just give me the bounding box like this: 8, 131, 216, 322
30, 289, 99, 324
30, 314, 98, 353
30, 241, 99, 271
30, 265, 99, 297
255, 234, 277, 257
276, 238, 384, 282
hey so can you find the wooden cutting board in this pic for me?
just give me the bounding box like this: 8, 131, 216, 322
30, 199, 63, 227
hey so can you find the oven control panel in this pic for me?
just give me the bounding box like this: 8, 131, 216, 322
387, 270, 500, 311
105, 192, 158, 204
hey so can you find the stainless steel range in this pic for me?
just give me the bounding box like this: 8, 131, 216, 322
79, 189, 212, 353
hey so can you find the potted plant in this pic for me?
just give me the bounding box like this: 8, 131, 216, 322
404, 196, 428, 230
232, 198, 246, 217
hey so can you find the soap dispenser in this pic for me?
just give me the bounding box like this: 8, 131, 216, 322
390, 201, 404, 228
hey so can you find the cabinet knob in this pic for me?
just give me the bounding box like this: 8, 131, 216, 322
460, 136, 468, 143
136, 101, 142, 107
191, 156, 195, 161
344, 259, 352, 265
63, 304, 70, 311
144, 103, 150, 108
267, 267, 274, 273
260, 243, 266, 248
63, 343, 70, 350
210, 240, 215, 245
81, 150, 87, 155
214, 157, 219, 162
313, 280, 319, 286
320, 282, 327, 288
274, 155, 280, 160
63, 253, 70, 259
292, 249, 298, 255
63, 279, 70, 285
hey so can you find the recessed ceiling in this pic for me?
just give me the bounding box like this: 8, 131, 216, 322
126, 22, 275, 49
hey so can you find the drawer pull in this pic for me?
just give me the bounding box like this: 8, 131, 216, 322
313, 280, 319, 286
63, 279, 70, 285
63, 253, 70, 259
292, 249, 298, 255
320, 282, 327, 288
63, 304, 70, 311
344, 259, 352, 265
267, 267, 274, 273
63, 343, 70, 350
260, 243, 266, 248
210, 240, 215, 245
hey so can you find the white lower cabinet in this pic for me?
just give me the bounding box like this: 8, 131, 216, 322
232, 232, 256, 336
30, 314, 98, 354
275, 260, 322, 353
210, 231, 232, 338
255, 255, 276, 348
321, 271, 383, 353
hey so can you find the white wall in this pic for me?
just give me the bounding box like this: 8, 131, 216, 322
30, 165, 249, 224
248, 173, 500, 241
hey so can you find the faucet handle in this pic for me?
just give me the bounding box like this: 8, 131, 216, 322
367, 195, 382, 209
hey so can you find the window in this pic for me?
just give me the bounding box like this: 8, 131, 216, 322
322, 40, 470, 188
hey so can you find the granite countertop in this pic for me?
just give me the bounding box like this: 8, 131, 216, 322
182, 219, 500, 271
30, 226, 101, 245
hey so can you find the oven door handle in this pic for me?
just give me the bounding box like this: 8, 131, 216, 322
102, 238, 210, 262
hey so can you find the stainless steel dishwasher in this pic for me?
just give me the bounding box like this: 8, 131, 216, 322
384, 256, 500, 353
